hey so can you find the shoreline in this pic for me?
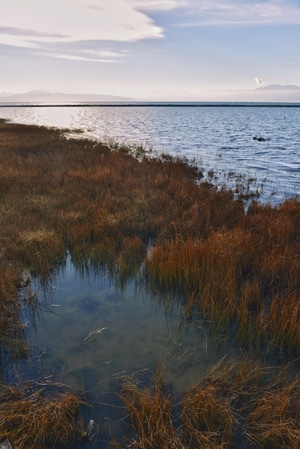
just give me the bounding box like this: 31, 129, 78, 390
1, 101, 300, 108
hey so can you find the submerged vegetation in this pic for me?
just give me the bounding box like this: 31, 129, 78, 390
0, 119, 299, 448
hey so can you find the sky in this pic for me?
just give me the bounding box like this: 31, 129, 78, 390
0, 0, 300, 100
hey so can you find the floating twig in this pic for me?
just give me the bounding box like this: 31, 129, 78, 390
82, 327, 107, 343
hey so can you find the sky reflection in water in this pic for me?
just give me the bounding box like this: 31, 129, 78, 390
25, 257, 230, 399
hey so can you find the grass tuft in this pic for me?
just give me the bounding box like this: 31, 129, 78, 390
0, 384, 83, 449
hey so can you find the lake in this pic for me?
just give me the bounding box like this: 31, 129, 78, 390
1, 103, 299, 447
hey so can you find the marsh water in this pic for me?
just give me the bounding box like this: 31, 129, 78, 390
19, 258, 234, 446
23, 258, 229, 394
1, 104, 299, 446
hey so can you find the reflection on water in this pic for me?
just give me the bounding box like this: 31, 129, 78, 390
24, 258, 229, 401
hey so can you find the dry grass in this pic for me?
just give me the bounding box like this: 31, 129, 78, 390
0, 264, 27, 361
181, 384, 234, 449
0, 384, 83, 449
15, 229, 65, 276
245, 372, 300, 449
201, 359, 300, 449
145, 201, 300, 355
116, 359, 300, 449
118, 370, 185, 449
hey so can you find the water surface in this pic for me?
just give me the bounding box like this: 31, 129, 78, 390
25, 259, 229, 398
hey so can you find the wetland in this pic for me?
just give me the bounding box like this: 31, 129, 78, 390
0, 119, 299, 448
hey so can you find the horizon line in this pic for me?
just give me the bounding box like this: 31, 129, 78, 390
1, 101, 300, 108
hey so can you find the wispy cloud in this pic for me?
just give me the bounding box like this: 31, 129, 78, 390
0, 0, 164, 53
0, 25, 69, 49
0, 26, 67, 39
39, 48, 125, 63
42, 52, 120, 63
179, 0, 300, 26
132, 0, 188, 11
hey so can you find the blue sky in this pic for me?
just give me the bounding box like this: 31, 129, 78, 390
1, 0, 300, 100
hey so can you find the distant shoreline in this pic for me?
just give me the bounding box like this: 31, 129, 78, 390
1, 101, 300, 108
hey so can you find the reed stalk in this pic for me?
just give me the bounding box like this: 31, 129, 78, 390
119, 370, 185, 449
245, 373, 300, 449
181, 384, 234, 449
0, 384, 83, 449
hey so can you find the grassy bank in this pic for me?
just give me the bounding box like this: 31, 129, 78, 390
0, 119, 299, 448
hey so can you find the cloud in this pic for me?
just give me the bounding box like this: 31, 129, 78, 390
132, 0, 188, 11
179, 0, 300, 26
41, 52, 120, 63
0, 26, 66, 39
0, 0, 164, 51
254, 77, 266, 86
39, 48, 125, 63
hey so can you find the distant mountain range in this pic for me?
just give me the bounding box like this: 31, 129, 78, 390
0, 89, 134, 103
256, 84, 300, 91
0, 86, 300, 103
197, 84, 300, 103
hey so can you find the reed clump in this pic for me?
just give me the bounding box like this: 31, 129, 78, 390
117, 359, 299, 449
145, 199, 300, 355
244, 372, 300, 449
181, 384, 234, 449
15, 229, 65, 276
118, 371, 185, 449
0, 384, 83, 449
0, 264, 27, 361
198, 358, 300, 449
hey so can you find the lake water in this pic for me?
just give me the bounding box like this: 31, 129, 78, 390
2, 104, 299, 447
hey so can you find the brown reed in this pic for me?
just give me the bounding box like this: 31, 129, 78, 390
0, 264, 27, 360
117, 358, 300, 449
145, 201, 300, 354
0, 384, 83, 449
244, 373, 300, 449
200, 358, 300, 449
181, 383, 235, 449
118, 370, 185, 449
